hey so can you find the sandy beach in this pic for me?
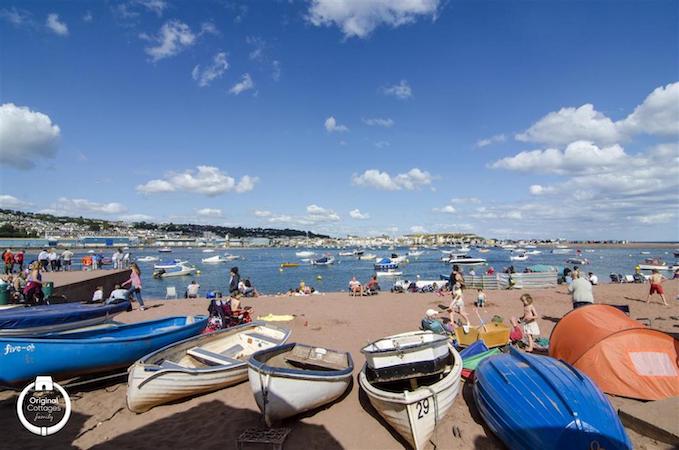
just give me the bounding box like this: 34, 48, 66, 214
1, 280, 677, 450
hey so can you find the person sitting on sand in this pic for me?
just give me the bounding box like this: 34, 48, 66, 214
365, 275, 380, 294
239, 279, 257, 297
588, 272, 598, 285
568, 270, 593, 309
186, 280, 200, 298
422, 309, 452, 335
450, 283, 470, 329
515, 294, 539, 352
349, 276, 363, 296
646, 269, 668, 306
107, 284, 129, 304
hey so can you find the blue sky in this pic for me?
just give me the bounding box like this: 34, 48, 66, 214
1, 0, 677, 240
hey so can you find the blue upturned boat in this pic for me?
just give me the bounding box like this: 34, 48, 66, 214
0, 301, 131, 337
0, 315, 207, 387
474, 347, 632, 450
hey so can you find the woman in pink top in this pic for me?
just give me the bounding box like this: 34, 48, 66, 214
122, 263, 145, 310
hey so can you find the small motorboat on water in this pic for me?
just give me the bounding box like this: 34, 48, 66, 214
407, 250, 424, 257
202, 249, 215, 253
379, 253, 408, 264
474, 347, 632, 450
158, 247, 172, 253
360, 342, 462, 450
376, 270, 402, 277
566, 257, 590, 265
136, 256, 159, 262
153, 264, 198, 279
359, 253, 377, 260
0, 316, 207, 387
295, 251, 315, 258
638, 258, 670, 271
248, 343, 353, 425
0, 302, 130, 337
338, 251, 354, 256
444, 254, 487, 265
674, 250, 679, 258
224, 254, 240, 261
127, 322, 290, 413
280, 262, 300, 268
154, 259, 188, 270
525, 250, 542, 255
510, 254, 528, 261
202, 255, 228, 264
311, 255, 335, 266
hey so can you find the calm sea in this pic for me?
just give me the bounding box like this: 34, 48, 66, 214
15, 246, 678, 298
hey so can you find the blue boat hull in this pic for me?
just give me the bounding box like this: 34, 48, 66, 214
0, 316, 207, 386
0, 301, 131, 336
474, 347, 632, 450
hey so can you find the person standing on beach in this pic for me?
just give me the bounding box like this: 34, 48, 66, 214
61, 248, 73, 271
3, 249, 13, 275
568, 270, 594, 308
646, 269, 668, 306
518, 294, 539, 352
122, 263, 145, 310
23, 262, 44, 305
38, 248, 49, 271
14, 250, 24, 273
450, 283, 470, 329
229, 267, 240, 295
48, 249, 58, 272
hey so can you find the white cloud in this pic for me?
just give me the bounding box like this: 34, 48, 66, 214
633, 212, 675, 225
516, 82, 679, 146
192, 52, 228, 87
141, 20, 196, 62
0, 103, 61, 170
529, 184, 556, 196
272, 60, 281, 82
491, 141, 627, 174
375, 141, 390, 149
476, 134, 506, 148
433, 205, 456, 214
363, 117, 394, 127
254, 210, 272, 217
135, 0, 167, 16
0, 8, 31, 26
268, 214, 293, 224
349, 209, 370, 219
229, 73, 254, 95
0, 194, 31, 209
50, 197, 127, 215
196, 208, 222, 217
46, 13, 68, 36
382, 80, 412, 99
307, 0, 441, 39
352, 168, 434, 191
136, 166, 258, 196
82, 11, 93, 22
119, 213, 153, 222
306, 204, 340, 221
410, 225, 426, 233
618, 82, 679, 136
324, 116, 349, 132
246, 36, 266, 61
449, 197, 480, 204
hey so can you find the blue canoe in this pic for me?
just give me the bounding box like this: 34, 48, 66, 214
0, 315, 207, 387
474, 347, 632, 450
0, 301, 131, 337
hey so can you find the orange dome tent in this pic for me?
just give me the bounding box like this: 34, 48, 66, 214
549, 305, 679, 401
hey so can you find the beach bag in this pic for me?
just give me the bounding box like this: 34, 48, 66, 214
509, 325, 523, 342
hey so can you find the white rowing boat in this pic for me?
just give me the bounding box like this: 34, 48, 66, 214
248, 343, 353, 425
359, 344, 462, 450
127, 322, 290, 413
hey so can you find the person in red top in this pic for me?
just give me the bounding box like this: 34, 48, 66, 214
3, 249, 13, 275
14, 250, 24, 272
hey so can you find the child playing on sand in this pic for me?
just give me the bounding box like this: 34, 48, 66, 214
646, 269, 668, 306
450, 283, 470, 330
518, 294, 539, 352
476, 288, 486, 308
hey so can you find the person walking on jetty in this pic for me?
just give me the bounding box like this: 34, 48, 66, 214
3, 249, 13, 275
61, 248, 73, 271
122, 263, 145, 310
568, 270, 594, 308
48, 249, 58, 272
14, 250, 24, 272
646, 269, 668, 306
38, 248, 49, 271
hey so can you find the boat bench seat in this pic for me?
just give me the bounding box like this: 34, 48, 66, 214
222, 344, 244, 358
159, 360, 186, 370
244, 333, 278, 345
187, 347, 242, 367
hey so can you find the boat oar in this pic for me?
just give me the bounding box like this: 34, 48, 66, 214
475, 308, 488, 333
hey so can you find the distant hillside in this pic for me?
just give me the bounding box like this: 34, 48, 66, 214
0, 209, 329, 239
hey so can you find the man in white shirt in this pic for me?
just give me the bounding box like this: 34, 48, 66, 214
588, 272, 599, 285
61, 249, 74, 271
111, 250, 120, 270
38, 249, 49, 271
186, 280, 200, 298
48, 249, 58, 271
568, 271, 594, 308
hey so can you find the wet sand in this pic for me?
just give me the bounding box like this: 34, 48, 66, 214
1, 280, 677, 450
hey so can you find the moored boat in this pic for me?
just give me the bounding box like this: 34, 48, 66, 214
153, 264, 197, 278
0, 316, 207, 386
359, 343, 462, 450
310, 255, 336, 266
127, 321, 290, 413
136, 256, 159, 262
638, 257, 670, 271
158, 247, 173, 253
0, 301, 130, 337
295, 250, 315, 258
566, 257, 589, 265
474, 347, 632, 450
445, 254, 487, 265
154, 259, 188, 270
509, 254, 528, 261
201, 255, 228, 263
248, 343, 353, 425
